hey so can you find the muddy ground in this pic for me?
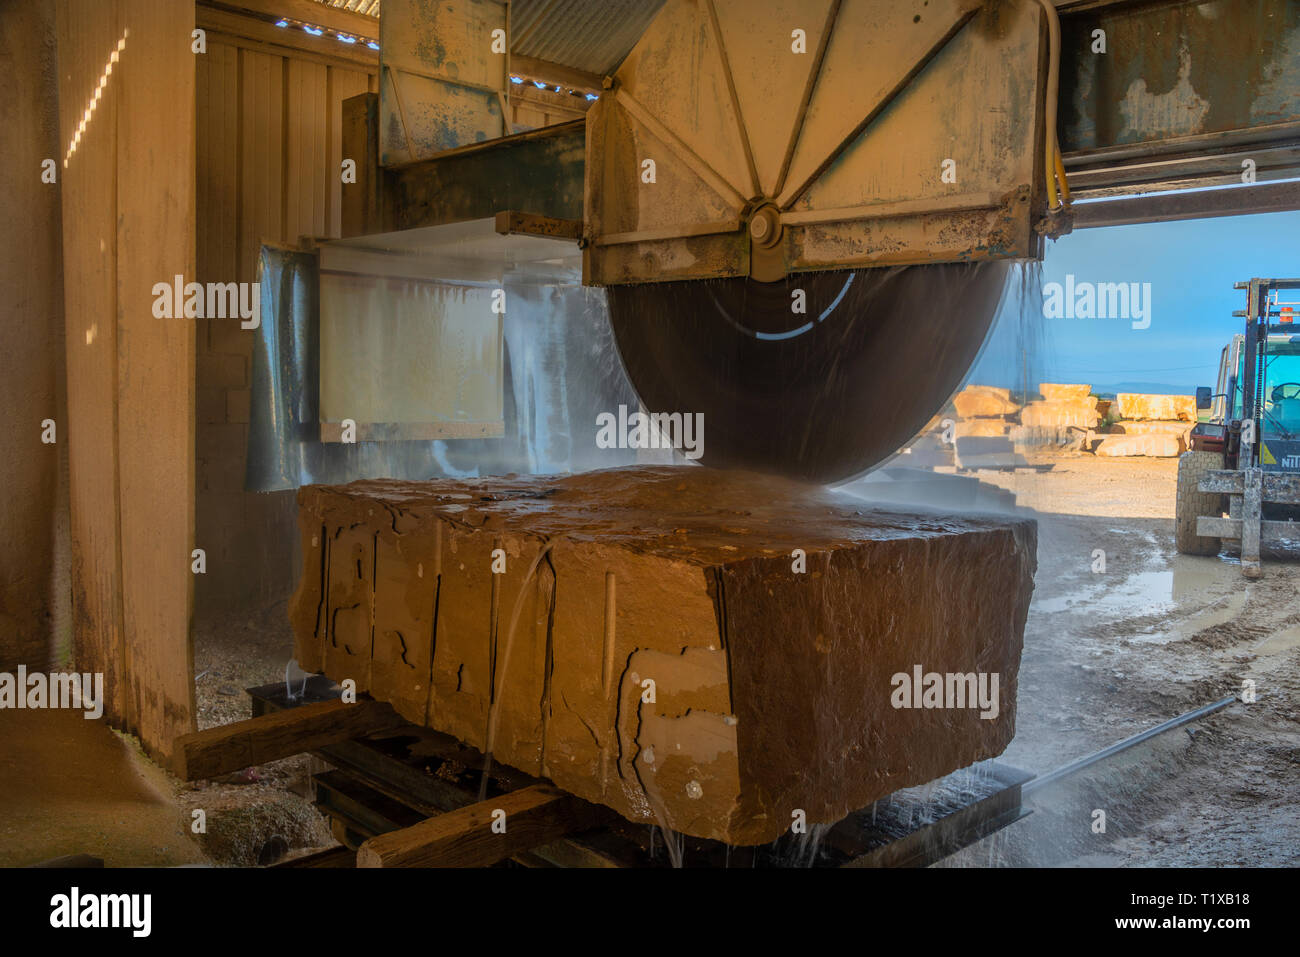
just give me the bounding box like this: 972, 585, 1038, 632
942, 454, 1299, 867
189, 452, 1298, 867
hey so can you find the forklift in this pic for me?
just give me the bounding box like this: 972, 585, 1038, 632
1178, 278, 1300, 577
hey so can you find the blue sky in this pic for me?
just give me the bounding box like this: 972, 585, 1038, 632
968, 207, 1300, 395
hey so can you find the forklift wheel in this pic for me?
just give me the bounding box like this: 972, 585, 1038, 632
1175, 450, 1224, 556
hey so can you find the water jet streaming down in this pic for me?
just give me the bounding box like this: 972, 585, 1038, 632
478, 540, 555, 803
964, 259, 1050, 422
283, 659, 309, 702
788, 822, 830, 868
634, 752, 686, 869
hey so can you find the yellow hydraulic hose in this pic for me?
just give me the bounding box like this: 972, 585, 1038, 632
1055, 147, 1071, 204
1036, 0, 1070, 210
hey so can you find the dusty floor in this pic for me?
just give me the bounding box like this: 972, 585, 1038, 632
4, 452, 1293, 867
0, 709, 207, 867
0, 601, 330, 868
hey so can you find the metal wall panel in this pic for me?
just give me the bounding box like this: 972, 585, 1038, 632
54, 0, 127, 729
55, 0, 198, 759
1060, 0, 1300, 153
287, 59, 331, 242
511, 0, 665, 75
195, 35, 378, 612
379, 0, 509, 164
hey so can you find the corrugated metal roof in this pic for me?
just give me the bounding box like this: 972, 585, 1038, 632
311, 0, 382, 16
307, 0, 662, 75
510, 0, 664, 76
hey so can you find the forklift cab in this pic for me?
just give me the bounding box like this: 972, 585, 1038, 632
1255, 337, 1300, 469
1194, 329, 1300, 470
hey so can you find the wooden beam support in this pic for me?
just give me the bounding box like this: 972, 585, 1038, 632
356, 785, 597, 868
494, 210, 583, 241
509, 54, 603, 94
340, 93, 384, 236
54, 0, 129, 733
199, 0, 378, 38
173, 698, 407, 780
196, 5, 379, 70
508, 83, 591, 112
1072, 181, 1300, 229
274, 846, 357, 868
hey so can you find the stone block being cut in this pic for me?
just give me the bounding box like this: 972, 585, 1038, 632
290, 467, 1036, 846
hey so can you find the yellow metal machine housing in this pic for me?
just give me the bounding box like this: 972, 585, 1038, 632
583, 0, 1053, 286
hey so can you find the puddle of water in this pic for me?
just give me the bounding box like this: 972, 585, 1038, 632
1034, 570, 1175, 618
1033, 558, 1240, 637
1170, 559, 1236, 602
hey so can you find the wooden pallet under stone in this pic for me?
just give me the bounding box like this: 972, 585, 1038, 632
175, 679, 1033, 868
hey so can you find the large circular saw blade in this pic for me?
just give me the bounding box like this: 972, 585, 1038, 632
607, 262, 1011, 483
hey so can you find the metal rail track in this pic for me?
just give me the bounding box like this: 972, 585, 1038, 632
1022, 694, 1239, 798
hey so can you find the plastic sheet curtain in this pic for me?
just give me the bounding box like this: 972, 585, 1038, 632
247, 244, 447, 491
246, 241, 641, 492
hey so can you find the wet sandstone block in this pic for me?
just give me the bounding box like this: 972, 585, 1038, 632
290, 466, 1036, 845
